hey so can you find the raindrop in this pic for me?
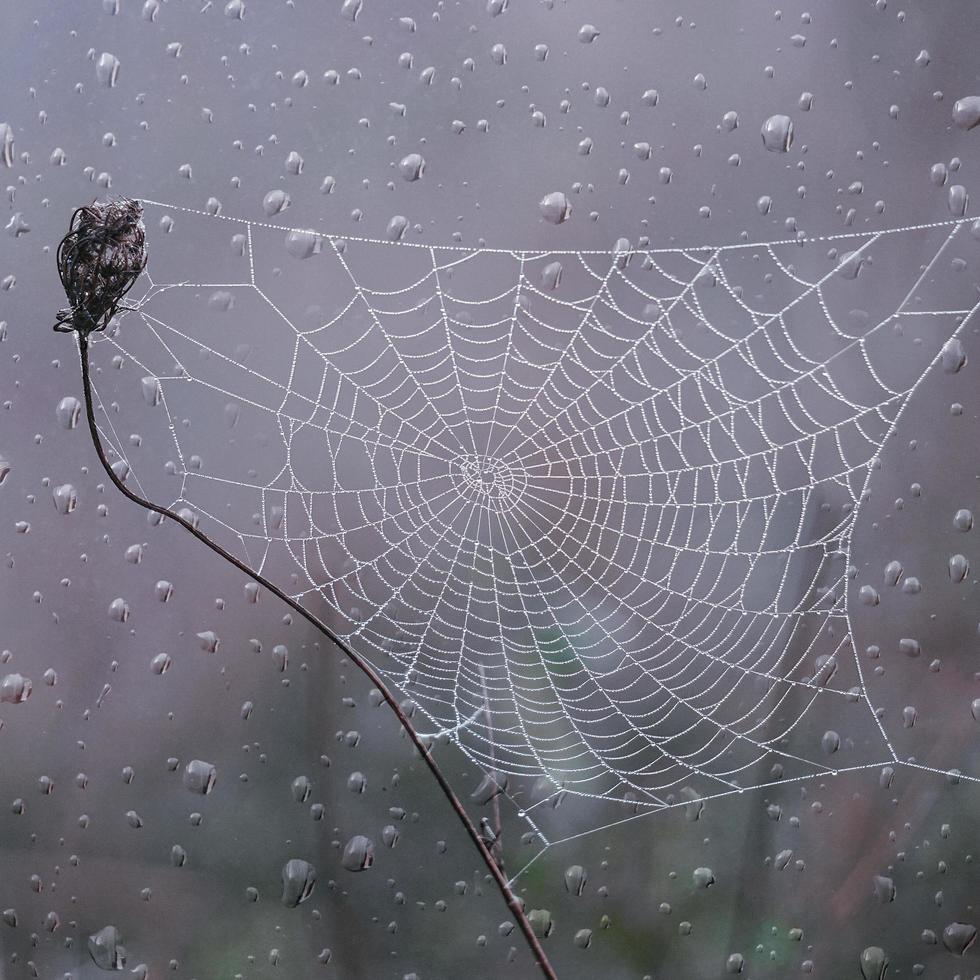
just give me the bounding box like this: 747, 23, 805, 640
95, 53, 120, 88
341, 835, 375, 871
262, 189, 290, 216
56, 396, 81, 429
539, 191, 571, 224
953, 507, 973, 530
948, 554, 969, 582
0, 673, 32, 704
398, 153, 425, 181
941, 922, 976, 955
948, 184, 969, 216
182, 760, 216, 795
88, 925, 126, 970
952, 96, 980, 131
761, 114, 794, 152
563, 865, 588, 896
541, 261, 562, 290
281, 859, 317, 906
52, 484, 77, 515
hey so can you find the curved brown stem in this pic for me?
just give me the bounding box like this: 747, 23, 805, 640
74, 333, 558, 980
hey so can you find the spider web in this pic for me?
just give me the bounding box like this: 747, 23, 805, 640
83, 201, 980, 855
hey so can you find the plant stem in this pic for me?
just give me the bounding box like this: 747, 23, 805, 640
75, 333, 558, 980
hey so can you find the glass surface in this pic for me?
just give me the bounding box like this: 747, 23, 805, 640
2, 2, 979, 977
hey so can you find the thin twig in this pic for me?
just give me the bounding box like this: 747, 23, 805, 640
73, 333, 558, 980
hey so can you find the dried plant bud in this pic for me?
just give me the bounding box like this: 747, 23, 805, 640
54, 198, 147, 336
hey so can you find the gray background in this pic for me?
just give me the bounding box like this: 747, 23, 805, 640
1, 1, 980, 977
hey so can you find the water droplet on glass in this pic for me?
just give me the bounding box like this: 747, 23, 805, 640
761, 114, 794, 152
398, 153, 425, 181
541, 261, 562, 289
386, 215, 409, 241
182, 760, 216, 795
539, 191, 571, 224
693, 867, 716, 889
56, 396, 81, 429
563, 865, 588, 896
953, 507, 973, 531
471, 771, 507, 804
952, 96, 980, 131
948, 184, 969, 216
948, 554, 969, 582
341, 835, 375, 871
941, 922, 976, 955
281, 858, 317, 906
95, 53, 120, 88
285, 229, 321, 259
0, 673, 32, 704
52, 484, 77, 515
262, 189, 290, 216
88, 925, 126, 970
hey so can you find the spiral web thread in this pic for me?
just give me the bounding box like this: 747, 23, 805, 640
85, 201, 980, 871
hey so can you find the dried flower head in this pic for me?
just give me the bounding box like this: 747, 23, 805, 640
54, 198, 147, 336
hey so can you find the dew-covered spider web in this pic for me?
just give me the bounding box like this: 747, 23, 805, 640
83, 200, 980, 859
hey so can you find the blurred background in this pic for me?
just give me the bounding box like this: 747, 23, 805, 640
1, 1, 979, 978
